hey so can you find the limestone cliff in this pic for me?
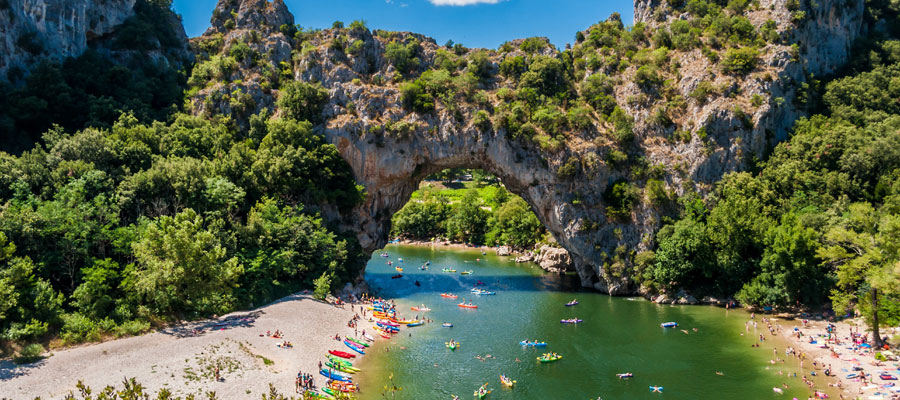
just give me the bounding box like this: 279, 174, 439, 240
0, 0, 191, 80
190, 0, 867, 294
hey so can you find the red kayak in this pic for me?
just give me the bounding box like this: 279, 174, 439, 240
328, 350, 356, 359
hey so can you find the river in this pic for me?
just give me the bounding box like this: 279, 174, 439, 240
353, 244, 825, 399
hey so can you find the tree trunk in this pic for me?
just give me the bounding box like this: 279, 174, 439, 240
871, 287, 882, 349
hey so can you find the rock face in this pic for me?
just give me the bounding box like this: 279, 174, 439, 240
535, 246, 573, 274
190, 0, 867, 295
0, 0, 191, 79
0, 0, 134, 77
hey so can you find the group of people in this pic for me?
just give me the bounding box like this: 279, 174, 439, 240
295, 371, 315, 393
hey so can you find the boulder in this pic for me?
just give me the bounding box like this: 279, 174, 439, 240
496, 246, 512, 256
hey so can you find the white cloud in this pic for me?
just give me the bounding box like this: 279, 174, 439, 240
428, 0, 503, 6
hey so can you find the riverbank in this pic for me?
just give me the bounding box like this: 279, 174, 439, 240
0, 293, 361, 399
778, 318, 900, 399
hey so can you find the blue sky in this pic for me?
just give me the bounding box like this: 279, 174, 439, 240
173, 0, 634, 50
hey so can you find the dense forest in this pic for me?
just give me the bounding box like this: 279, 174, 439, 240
1, 0, 900, 362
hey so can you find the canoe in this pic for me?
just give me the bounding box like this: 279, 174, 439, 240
458, 303, 478, 309
519, 341, 547, 347
442, 323, 453, 327
617, 373, 633, 379
344, 340, 365, 354
441, 293, 458, 299
500, 374, 516, 387
346, 336, 369, 347
660, 322, 678, 328
407, 321, 424, 327
560, 319, 582, 324
328, 350, 356, 359
565, 300, 579, 306
320, 368, 352, 382
537, 354, 562, 363
446, 342, 459, 350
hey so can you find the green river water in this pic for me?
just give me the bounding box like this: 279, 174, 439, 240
353, 244, 826, 399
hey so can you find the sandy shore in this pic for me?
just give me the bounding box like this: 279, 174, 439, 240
777, 318, 900, 399
0, 293, 365, 399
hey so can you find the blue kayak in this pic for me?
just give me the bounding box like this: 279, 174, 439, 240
649, 386, 663, 393
320, 368, 352, 382
519, 341, 547, 347
344, 340, 365, 355
660, 322, 678, 328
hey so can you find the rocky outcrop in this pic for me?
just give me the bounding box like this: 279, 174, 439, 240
0, 0, 192, 80
496, 246, 512, 256
189, 0, 867, 295
0, 0, 135, 77
535, 246, 573, 274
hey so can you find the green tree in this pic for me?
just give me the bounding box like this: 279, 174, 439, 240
445, 189, 489, 245
819, 203, 900, 347
486, 196, 544, 249
128, 209, 243, 316
276, 81, 329, 123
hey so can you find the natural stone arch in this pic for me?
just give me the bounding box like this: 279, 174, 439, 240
323, 123, 639, 294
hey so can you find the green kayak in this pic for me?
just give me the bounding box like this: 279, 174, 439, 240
346, 336, 370, 347
328, 355, 356, 368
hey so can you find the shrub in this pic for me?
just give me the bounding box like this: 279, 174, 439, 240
14, 343, 45, 364
557, 157, 580, 180
499, 55, 527, 79
567, 106, 594, 130
276, 81, 329, 122
518, 56, 569, 97
473, 110, 492, 131
313, 272, 332, 300
608, 106, 635, 145
634, 65, 662, 89
385, 40, 421, 76
520, 37, 547, 53
690, 80, 717, 104
721, 47, 759, 75
400, 80, 435, 113
114, 319, 151, 338
604, 180, 638, 221
581, 74, 617, 116
60, 313, 101, 345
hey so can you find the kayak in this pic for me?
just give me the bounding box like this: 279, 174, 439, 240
391, 274, 403, 279
395, 266, 403, 272
519, 340, 547, 347
473, 384, 491, 398
446, 341, 459, 350
344, 340, 365, 354
650, 386, 663, 393
346, 336, 369, 347
441, 293, 458, 299
398, 258, 403, 262
460, 270, 472, 275
320, 368, 352, 382
442, 322, 453, 327
362, 332, 375, 342
458, 303, 478, 309
617, 373, 633, 379
500, 374, 516, 387
407, 321, 424, 327
410, 306, 431, 312
442, 268, 457, 272
304, 390, 330, 399
377, 319, 400, 327
472, 289, 495, 295
881, 374, 898, 380
560, 319, 582, 324
328, 350, 356, 359
661, 322, 678, 328
326, 361, 357, 374
565, 300, 579, 306
328, 355, 358, 369
377, 323, 399, 332
537, 354, 562, 363
329, 380, 358, 392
